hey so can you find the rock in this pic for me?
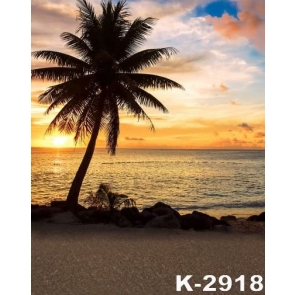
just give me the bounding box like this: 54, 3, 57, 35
51, 201, 86, 212
140, 210, 157, 224
145, 214, 180, 229
180, 213, 213, 230
257, 212, 265, 222
31, 206, 52, 221
120, 207, 141, 224
153, 207, 175, 216
247, 215, 258, 221
116, 216, 133, 228
221, 215, 237, 221
192, 211, 230, 227
149, 202, 181, 218
247, 212, 265, 222
50, 211, 81, 224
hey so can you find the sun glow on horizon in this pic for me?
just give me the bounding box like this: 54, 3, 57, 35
52, 136, 68, 147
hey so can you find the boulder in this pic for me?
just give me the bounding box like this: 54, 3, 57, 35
140, 210, 157, 224
180, 213, 213, 230
31, 206, 52, 221
192, 211, 230, 227
257, 212, 265, 222
247, 215, 258, 221
247, 212, 265, 222
149, 202, 181, 218
145, 214, 180, 229
116, 216, 133, 228
220, 215, 237, 221
50, 211, 81, 224
51, 200, 86, 212
120, 207, 141, 224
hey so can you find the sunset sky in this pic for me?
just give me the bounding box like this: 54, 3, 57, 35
31, 0, 265, 149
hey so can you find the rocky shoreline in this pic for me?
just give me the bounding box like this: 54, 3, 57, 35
32, 201, 265, 234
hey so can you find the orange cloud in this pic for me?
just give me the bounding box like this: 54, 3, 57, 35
207, 0, 265, 53
219, 84, 229, 92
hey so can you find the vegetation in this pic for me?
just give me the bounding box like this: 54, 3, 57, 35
31, 0, 184, 210
83, 183, 136, 211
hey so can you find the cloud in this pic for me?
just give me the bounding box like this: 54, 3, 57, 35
254, 132, 265, 138
230, 99, 239, 105
129, 0, 205, 19
125, 137, 145, 141
206, 0, 265, 53
238, 122, 253, 131
219, 84, 229, 92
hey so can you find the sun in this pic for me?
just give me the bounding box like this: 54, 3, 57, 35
52, 136, 67, 147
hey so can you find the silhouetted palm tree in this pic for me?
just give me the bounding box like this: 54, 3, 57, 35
31, 0, 184, 210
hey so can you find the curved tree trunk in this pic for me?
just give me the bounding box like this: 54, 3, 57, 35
66, 116, 102, 211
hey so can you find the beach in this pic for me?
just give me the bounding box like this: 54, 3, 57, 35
32, 222, 265, 295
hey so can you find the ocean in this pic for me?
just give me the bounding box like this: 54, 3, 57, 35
31, 148, 265, 218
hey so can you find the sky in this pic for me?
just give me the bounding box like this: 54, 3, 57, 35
31, 0, 265, 149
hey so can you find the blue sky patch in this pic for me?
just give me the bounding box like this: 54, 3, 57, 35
194, 0, 239, 19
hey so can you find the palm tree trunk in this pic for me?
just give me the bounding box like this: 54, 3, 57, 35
66, 116, 102, 210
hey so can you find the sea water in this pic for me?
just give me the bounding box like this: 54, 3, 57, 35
31, 148, 265, 217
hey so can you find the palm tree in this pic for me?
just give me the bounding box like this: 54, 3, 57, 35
31, 0, 184, 210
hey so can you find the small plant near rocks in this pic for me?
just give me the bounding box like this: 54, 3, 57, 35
84, 183, 136, 211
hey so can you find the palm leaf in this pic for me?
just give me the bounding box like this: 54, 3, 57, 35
125, 73, 185, 90
31, 50, 88, 69
31, 67, 83, 82
60, 32, 93, 62
117, 17, 157, 59
119, 47, 178, 72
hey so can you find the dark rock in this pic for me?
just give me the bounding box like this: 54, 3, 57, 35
145, 214, 180, 229
257, 212, 265, 222
221, 215, 237, 221
179, 214, 193, 230
120, 207, 141, 224
50, 201, 86, 212
247, 212, 265, 222
116, 216, 133, 228
151, 202, 172, 209
79, 208, 112, 224
153, 207, 175, 216
247, 215, 258, 221
50, 201, 69, 211
149, 202, 181, 218
140, 210, 157, 224
180, 213, 213, 230
50, 211, 81, 224
31, 206, 52, 221
192, 211, 230, 227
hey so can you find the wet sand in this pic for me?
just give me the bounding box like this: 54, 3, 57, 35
31, 222, 265, 295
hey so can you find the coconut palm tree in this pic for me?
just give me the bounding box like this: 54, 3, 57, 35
31, 0, 184, 210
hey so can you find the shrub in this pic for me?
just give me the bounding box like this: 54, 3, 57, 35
84, 183, 136, 211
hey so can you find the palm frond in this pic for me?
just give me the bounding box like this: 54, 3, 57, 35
117, 17, 157, 59
38, 74, 97, 105
60, 33, 93, 62
130, 87, 169, 113
31, 67, 83, 82
76, 0, 99, 34
119, 47, 178, 72
125, 73, 185, 90
31, 50, 88, 69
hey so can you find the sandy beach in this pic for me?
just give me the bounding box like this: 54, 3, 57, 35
32, 222, 264, 295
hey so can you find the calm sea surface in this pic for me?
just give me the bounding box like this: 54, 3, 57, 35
31, 148, 265, 217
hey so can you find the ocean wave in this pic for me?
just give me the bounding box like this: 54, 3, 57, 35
174, 200, 265, 211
